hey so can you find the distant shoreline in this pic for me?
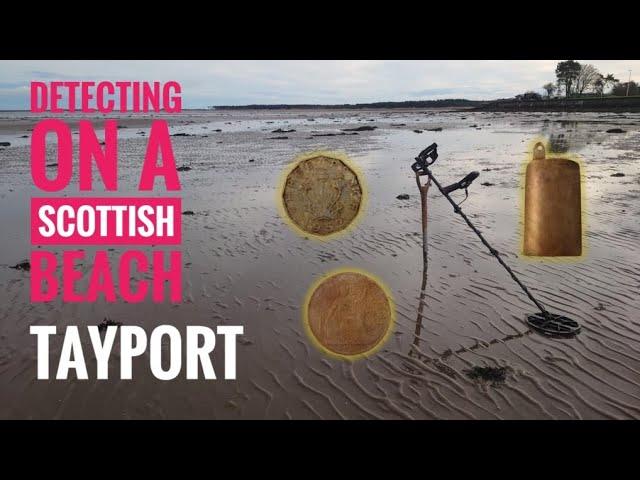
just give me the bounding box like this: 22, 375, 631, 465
3, 95, 640, 113
214, 96, 640, 112
210, 95, 640, 112
211, 99, 484, 110
474, 96, 640, 112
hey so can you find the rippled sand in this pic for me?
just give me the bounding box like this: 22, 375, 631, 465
0, 108, 639, 419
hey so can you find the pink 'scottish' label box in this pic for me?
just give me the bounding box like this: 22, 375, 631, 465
31, 197, 182, 245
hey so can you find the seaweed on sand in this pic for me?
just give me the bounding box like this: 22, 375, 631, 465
10, 260, 30, 271
98, 317, 123, 332
464, 365, 512, 386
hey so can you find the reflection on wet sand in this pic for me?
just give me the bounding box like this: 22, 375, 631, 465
410, 172, 431, 354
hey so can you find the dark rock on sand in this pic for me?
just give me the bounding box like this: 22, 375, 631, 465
481, 182, 495, 186
182, 210, 195, 215
426, 127, 443, 132
171, 133, 194, 137
606, 128, 626, 133
271, 128, 296, 133
176, 166, 192, 172
10, 260, 30, 272
464, 366, 510, 385
342, 126, 376, 132
249, 159, 255, 162
213, 129, 222, 132
413, 130, 423, 133
98, 317, 123, 332
396, 194, 410, 200
391, 123, 406, 127
20, 135, 28, 138
0, 142, 10, 147
312, 132, 359, 137
610, 172, 626, 177
46, 163, 58, 168
268, 136, 289, 140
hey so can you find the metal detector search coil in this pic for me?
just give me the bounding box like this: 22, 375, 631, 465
411, 143, 581, 337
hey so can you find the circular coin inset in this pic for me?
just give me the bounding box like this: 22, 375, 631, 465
306, 270, 393, 357
282, 154, 363, 237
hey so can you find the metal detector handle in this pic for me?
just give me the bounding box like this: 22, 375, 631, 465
411, 143, 438, 174
416, 143, 438, 166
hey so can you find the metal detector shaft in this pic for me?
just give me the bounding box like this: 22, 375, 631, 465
422, 166, 549, 316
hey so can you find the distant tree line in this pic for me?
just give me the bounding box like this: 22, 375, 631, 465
211, 99, 484, 110
535, 60, 637, 99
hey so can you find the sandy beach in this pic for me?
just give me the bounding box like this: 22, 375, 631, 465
0, 108, 639, 419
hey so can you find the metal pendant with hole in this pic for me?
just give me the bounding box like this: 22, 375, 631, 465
524, 142, 582, 256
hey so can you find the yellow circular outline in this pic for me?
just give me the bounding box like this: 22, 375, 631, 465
518, 136, 588, 263
276, 150, 368, 242
302, 267, 396, 361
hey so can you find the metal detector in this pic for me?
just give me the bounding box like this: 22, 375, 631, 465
411, 143, 581, 337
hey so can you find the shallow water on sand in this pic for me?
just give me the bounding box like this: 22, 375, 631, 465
1, 109, 639, 419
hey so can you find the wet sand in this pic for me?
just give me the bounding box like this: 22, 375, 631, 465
0, 108, 639, 419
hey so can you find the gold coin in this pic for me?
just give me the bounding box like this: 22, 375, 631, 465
282, 155, 362, 236
306, 271, 393, 357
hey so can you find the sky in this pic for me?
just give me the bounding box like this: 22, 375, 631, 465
0, 60, 638, 109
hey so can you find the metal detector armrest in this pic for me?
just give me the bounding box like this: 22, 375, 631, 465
442, 171, 480, 194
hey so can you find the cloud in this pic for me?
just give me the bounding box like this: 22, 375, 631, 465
0, 60, 638, 109
410, 88, 459, 97
29, 70, 90, 80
